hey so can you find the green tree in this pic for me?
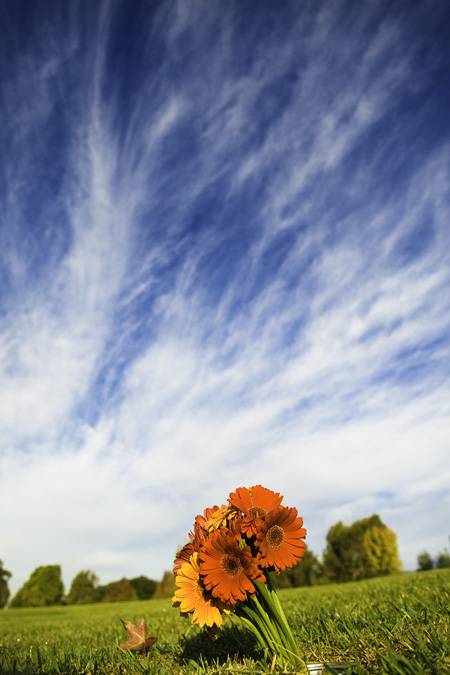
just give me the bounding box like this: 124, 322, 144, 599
130, 575, 158, 600
0, 560, 12, 608
95, 581, 114, 602
10, 565, 64, 608
153, 570, 176, 599
102, 578, 137, 602
323, 514, 398, 582
66, 570, 99, 605
363, 525, 402, 576
417, 550, 434, 571
436, 550, 450, 569
272, 548, 323, 588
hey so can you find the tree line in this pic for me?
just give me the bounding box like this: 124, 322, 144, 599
416, 538, 450, 572
0, 566, 160, 609
2, 514, 448, 608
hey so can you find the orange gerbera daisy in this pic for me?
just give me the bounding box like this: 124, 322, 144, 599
172, 553, 232, 627
198, 529, 265, 605
228, 485, 284, 536
173, 542, 193, 575
255, 506, 306, 572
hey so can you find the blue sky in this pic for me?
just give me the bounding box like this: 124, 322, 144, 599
1, 0, 450, 596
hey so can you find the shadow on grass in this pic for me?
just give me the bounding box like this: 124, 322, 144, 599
177, 624, 263, 666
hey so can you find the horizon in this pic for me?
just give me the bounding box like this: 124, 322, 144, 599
1, 0, 450, 597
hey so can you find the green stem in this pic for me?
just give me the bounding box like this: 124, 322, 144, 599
237, 605, 286, 664
264, 576, 302, 659
234, 580, 302, 668
235, 611, 270, 654
235, 604, 272, 651
253, 581, 291, 652
248, 589, 285, 648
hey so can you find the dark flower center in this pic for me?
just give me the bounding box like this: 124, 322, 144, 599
248, 506, 266, 519
221, 554, 243, 577
266, 525, 285, 548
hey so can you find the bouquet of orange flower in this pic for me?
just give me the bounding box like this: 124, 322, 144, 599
172, 485, 306, 667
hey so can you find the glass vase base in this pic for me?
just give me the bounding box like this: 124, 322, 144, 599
307, 663, 356, 673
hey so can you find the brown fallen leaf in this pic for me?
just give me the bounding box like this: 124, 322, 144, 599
118, 617, 157, 654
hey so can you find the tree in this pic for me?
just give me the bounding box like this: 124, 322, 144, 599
323, 514, 400, 582
67, 570, 99, 605
436, 550, 450, 569
417, 550, 434, 571
272, 548, 323, 588
95, 581, 114, 602
0, 560, 12, 608
130, 575, 158, 600
10, 565, 64, 608
363, 525, 402, 576
153, 571, 176, 599
103, 578, 138, 603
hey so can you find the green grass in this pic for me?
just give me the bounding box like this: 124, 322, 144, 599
1, 569, 449, 674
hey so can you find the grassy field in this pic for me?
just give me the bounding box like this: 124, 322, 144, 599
0, 568, 449, 675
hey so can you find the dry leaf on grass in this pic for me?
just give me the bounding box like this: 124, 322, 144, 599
118, 617, 157, 654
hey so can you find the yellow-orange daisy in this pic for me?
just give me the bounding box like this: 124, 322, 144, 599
255, 506, 306, 572
172, 553, 232, 627
198, 529, 265, 605
195, 505, 221, 530
205, 505, 239, 531
228, 485, 284, 536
